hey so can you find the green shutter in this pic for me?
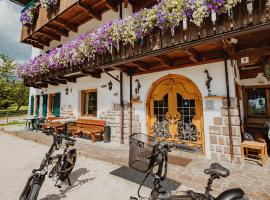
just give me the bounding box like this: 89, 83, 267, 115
53, 93, 61, 117
42, 94, 48, 117
35, 95, 40, 116
30, 96, 34, 115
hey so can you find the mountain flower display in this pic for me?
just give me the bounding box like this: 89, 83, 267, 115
17, 0, 244, 78
20, 7, 36, 26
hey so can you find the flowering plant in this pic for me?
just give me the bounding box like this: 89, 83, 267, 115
40, 0, 58, 8
17, 0, 245, 78
20, 7, 36, 26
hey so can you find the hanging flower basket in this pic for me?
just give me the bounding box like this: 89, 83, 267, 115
20, 7, 37, 26
17, 0, 245, 78
40, 0, 59, 9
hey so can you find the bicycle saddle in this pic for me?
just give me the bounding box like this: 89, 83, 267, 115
204, 163, 230, 178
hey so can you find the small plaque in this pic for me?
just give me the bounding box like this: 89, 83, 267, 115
205, 100, 214, 110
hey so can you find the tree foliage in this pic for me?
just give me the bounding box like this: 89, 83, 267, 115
0, 54, 29, 111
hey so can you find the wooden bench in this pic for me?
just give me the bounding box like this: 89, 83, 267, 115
241, 140, 268, 166
69, 118, 105, 143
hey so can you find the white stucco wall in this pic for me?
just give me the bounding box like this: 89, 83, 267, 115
30, 61, 236, 160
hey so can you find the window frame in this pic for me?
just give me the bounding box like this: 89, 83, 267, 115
243, 86, 270, 118
81, 89, 98, 117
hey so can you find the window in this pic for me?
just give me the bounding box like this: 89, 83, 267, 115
247, 88, 267, 117
48, 93, 61, 117
81, 89, 97, 116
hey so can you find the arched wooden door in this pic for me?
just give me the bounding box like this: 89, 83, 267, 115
147, 74, 204, 153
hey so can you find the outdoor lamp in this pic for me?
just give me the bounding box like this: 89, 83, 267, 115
108, 81, 113, 91
65, 87, 69, 95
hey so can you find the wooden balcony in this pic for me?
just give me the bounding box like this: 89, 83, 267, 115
20, 0, 159, 49
21, 0, 120, 49
24, 0, 270, 88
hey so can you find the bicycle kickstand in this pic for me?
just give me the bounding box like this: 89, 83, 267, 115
67, 176, 71, 186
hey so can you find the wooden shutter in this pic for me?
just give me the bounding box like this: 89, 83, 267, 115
42, 94, 48, 117
53, 93, 61, 117
35, 95, 40, 116
30, 96, 34, 115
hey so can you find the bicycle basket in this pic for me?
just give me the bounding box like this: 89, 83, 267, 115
129, 133, 157, 173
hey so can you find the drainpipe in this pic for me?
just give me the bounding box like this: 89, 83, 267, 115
129, 72, 133, 136
120, 72, 124, 144
224, 55, 234, 163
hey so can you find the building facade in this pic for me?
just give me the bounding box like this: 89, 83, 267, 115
14, 0, 270, 164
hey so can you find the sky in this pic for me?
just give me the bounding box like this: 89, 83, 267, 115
0, 0, 32, 64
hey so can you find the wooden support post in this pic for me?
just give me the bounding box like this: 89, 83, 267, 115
224, 55, 234, 163
129, 72, 133, 136
120, 71, 124, 144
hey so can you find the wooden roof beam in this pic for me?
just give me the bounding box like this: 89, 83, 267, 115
155, 55, 172, 67
81, 69, 101, 78
77, 2, 102, 21
186, 48, 201, 63
105, 0, 118, 12
39, 30, 61, 41
235, 47, 270, 59
57, 76, 77, 83
222, 39, 236, 58
45, 25, 69, 37
132, 61, 149, 72
124, 0, 128, 8
54, 18, 78, 33
29, 38, 50, 47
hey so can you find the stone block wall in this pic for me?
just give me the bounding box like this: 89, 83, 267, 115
210, 97, 242, 164
100, 104, 141, 139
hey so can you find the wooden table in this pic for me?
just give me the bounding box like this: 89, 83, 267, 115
241, 140, 268, 166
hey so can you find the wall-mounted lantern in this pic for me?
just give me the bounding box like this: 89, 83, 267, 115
65, 87, 69, 95
41, 91, 44, 95
108, 81, 113, 91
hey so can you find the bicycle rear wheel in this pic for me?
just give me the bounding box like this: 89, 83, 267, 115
59, 150, 77, 181
28, 184, 42, 200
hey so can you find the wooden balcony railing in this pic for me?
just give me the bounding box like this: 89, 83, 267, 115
24, 0, 270, 88
21, 0, 119, 49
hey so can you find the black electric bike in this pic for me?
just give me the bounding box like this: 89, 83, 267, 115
129, 134, 248, 200
19, 128, 77, 200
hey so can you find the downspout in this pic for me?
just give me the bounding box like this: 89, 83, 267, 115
129, 73, 133, 136
224, 55, 234, 163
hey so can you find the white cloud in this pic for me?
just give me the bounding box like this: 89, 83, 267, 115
0, 0, 31, 64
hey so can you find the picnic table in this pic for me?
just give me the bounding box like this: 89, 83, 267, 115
43, 118, 76, 135
25, 116, 44, 131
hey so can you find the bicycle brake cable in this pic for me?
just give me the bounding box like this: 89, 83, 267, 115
137, 170, 151, 200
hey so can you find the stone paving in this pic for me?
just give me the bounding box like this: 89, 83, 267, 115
1, 125, 270, 200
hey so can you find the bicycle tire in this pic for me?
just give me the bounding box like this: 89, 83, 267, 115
59, 150, 77, 181
28, 184, 41, 200
20, 175, 34, 200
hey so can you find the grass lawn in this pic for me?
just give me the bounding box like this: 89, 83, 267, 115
0, 105, 28, 115
0, 121, 25, 126
0, 105, 28, 119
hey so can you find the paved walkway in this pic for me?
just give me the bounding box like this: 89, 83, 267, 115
1, 125, 270, 200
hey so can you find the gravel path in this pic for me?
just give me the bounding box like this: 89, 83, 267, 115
0, 133, 152, 200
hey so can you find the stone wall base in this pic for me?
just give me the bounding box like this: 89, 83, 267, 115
100, 105, 141, 138
210, 97, 242, 164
